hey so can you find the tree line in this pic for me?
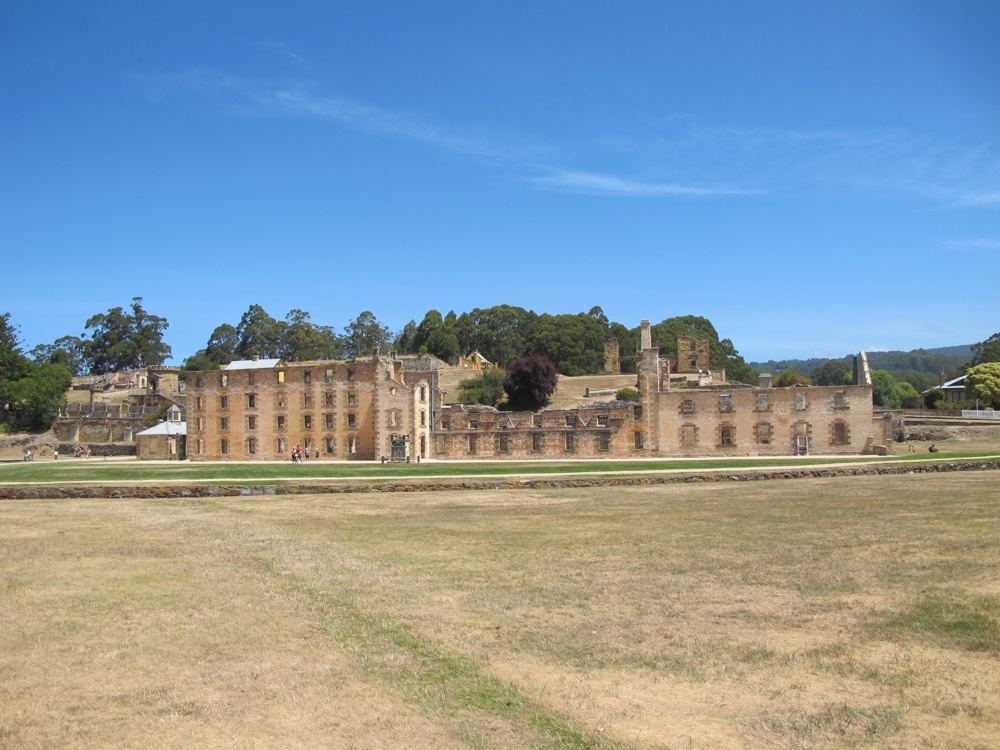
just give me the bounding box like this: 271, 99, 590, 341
751, 348, 973, 394
15, 300, 757, 383
1, 313, 72, 431
13, 296, 1000, 427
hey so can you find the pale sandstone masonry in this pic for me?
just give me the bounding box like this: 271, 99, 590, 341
433, 321, 887, 459
183, 320, 886, 463
186, 356, 433, 462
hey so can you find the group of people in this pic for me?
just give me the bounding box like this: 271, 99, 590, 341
23, 447, 109, 461
290, 445, 321, 463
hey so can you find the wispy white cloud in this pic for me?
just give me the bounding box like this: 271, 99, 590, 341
943, 238, 1000, 253
259, 41, 308, 67
959, 191, 1000, 207
526, 168, 764, 197
263, 88, 519, 160
136, 69, 543, 162
675, 120, 1000, 208
136, 69, 1000, 206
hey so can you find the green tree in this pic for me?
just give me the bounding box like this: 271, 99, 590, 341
811, 359, 852, 386
29, 335, 87, 376
235, 305, 285, 360
343, 311, 391, 359
966, 363, 1000, 408
84, 297, 172, 373
394, 320, 418, 354
588, 305, 610, 329
2, 363, 71, 431
616, 387, 639, 402
181, 350, 221, 375
502, 354, 558, 411
894, 380, 921, 409
455, 305, 538, 368
206, 323, 240, 364
425, 327, 460, 363
772, 369, 812, 387
871, 370, 901, 408
531, 313, 606, 375
1, 313, 32, 384
281, 310, 342, 361
924, 388, 945, 409
412, 310, 445, 352
457, 369, 505, 406
970, 333, 1000, 367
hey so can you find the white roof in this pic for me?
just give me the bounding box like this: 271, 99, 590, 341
137, 421, 187, 437
921, 374, 966, 394
225, 359, 283, 370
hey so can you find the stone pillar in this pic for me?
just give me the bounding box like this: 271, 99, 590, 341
603, 338, 620, 374
636, 320, 660, 454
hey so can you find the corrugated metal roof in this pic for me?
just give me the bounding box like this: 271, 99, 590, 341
224, 359, 284, 370
137, 421, 187, 436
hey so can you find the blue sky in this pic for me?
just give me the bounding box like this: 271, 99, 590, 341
3, 1, 998, 364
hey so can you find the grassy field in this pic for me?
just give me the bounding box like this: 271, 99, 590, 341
1, 472, 998, 748
2, 450, 1000, 486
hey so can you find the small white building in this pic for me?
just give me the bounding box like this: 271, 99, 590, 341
136, 405, 186, 460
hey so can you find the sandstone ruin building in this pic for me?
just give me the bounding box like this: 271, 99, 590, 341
184, 320, 889, 462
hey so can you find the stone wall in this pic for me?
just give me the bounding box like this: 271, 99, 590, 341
136, 434, 186, 460
55, 418, 136, 443
186, 358, 433, 462
602, 338, 620, 374
431, 402, 638, 460
654, 385, 879, 456
182, 321, 883, 463
675, 335, 711, 374
3, 461, 996, 500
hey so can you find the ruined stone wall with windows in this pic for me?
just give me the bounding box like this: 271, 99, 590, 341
431, 403, 638, 460
653, 385, 877, 456
675, 335, 711, 374
183, 320, 885, 463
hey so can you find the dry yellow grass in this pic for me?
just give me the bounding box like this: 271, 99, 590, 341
438, 366, 636, 409
2, 472, 998, 749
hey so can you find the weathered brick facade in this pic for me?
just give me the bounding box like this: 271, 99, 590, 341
675, 335, 711, 374
186, 356, 434, 462
182, 321, 887, 462
432, 402, 639, 460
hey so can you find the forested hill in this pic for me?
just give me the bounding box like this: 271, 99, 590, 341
750, 346, 973, 391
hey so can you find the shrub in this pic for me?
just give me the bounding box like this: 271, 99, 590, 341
923, 388, 945, 409
773, 369, 812, 387
502, 355, 558, 411
457, 369, 505, 406
616, 387, 639, 402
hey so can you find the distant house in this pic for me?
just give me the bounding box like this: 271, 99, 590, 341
136, 405, 186, 460
923, 375, 967, 404
459, 351, 496, 371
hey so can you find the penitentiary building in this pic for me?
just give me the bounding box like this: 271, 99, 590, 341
183, 320, 891, 462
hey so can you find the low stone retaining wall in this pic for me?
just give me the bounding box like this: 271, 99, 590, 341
1, 461, 998, 500
585, 387, 620, 398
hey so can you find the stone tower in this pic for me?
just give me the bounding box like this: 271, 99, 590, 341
675, 335, 710, 374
